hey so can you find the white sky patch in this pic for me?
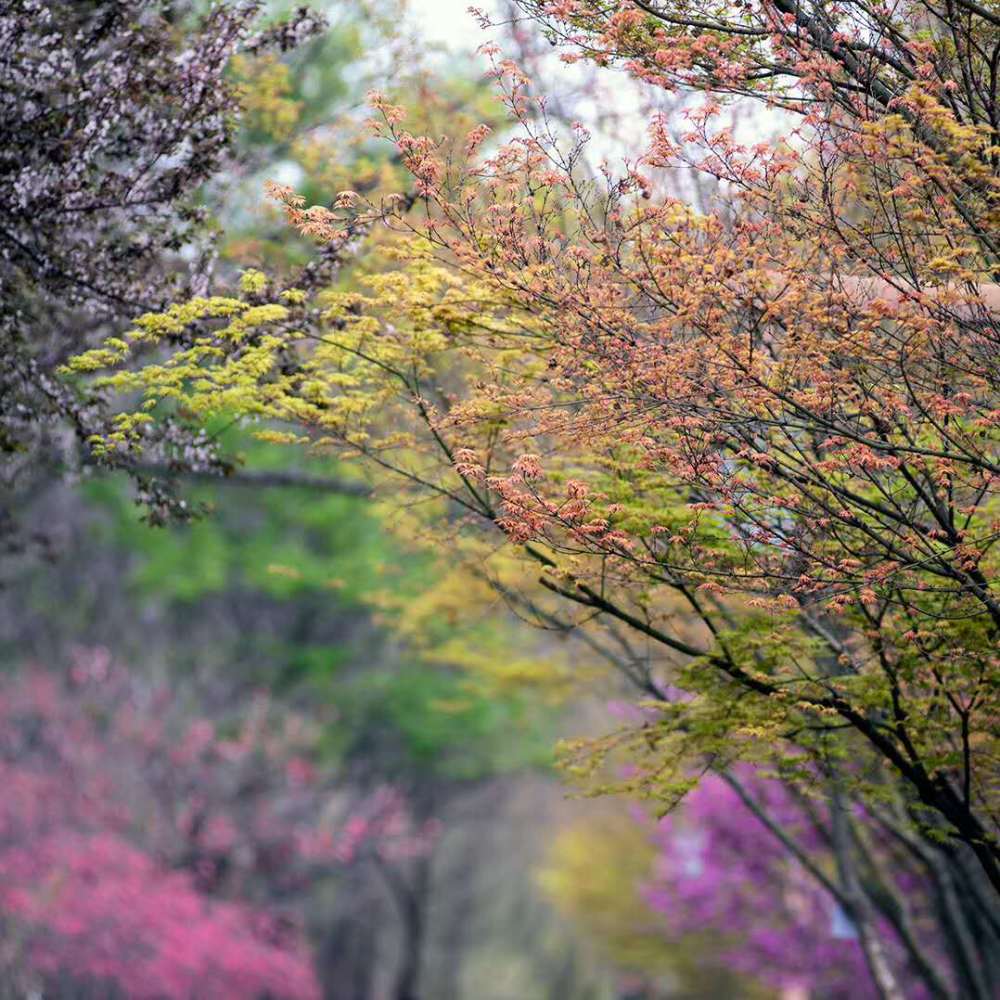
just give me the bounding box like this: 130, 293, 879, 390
406, 0, 495, 51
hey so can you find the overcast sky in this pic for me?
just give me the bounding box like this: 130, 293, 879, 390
410, 0, 495, 51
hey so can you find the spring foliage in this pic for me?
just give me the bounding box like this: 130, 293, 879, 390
67, 0, 1000, 898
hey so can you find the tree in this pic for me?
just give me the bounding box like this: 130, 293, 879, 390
0, 0, 325, 545
65, 0, 1000, 979
0, 654, 318, 997
538, 804, 763, 999
642, 769, 992, 999
0, 648, 446, 997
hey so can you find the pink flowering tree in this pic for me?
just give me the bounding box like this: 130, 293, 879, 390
642, 769, 998, 999
0, 650, 438, 997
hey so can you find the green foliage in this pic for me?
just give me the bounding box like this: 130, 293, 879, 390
334, 659, 555, 780
84, 467, 389, 608
81, 428, 558, 780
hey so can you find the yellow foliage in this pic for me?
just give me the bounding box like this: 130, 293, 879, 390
231, 54, 303, 141
538, 812, 682, 976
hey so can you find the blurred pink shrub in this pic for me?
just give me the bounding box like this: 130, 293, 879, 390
0, 650, 435, 997
644, 773, 926, 999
